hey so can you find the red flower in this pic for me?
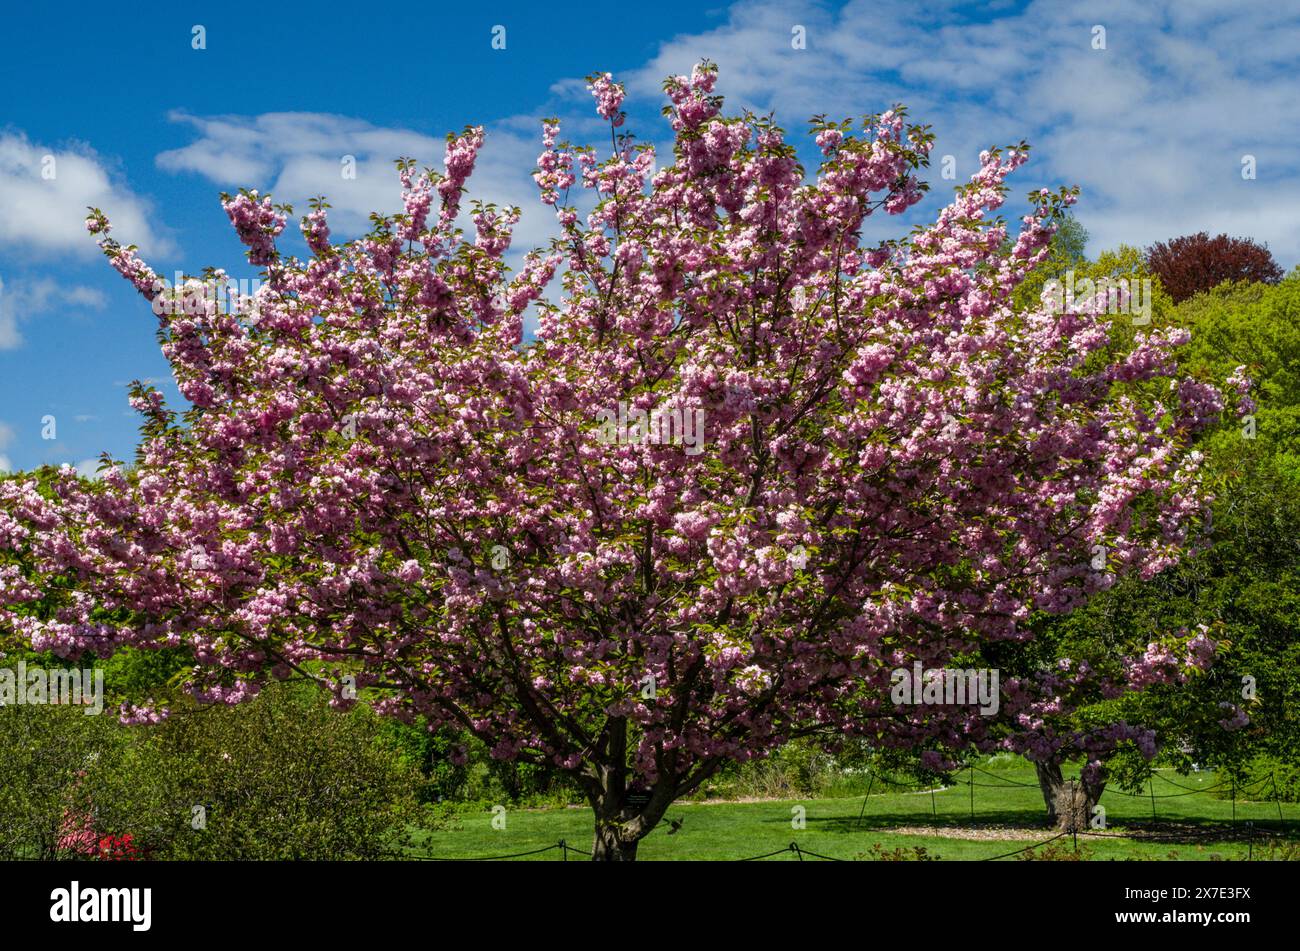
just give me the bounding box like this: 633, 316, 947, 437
96, 833, 140, 861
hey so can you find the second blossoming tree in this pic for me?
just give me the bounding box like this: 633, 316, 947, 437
0, 64, 1234, 858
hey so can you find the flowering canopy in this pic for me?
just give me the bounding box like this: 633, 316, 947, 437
0, 64, 1233, 854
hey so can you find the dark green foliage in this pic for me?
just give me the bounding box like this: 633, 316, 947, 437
1030, 276, 1300, 785
0, 704, 123, 859
0, 682, 429, 860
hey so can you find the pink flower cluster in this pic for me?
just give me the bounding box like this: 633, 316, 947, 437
221, 191, 286, 266
587, 72, 626, 126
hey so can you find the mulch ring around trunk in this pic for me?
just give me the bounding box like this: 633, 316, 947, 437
882, 824, 1050, 841
879, 820, 1244, 843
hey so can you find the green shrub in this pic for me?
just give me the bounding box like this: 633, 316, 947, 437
0, 704, 123, 859
706, 738, 846, 800
1207, 755, 1300, 803
379, 720, 584, 808
0, 682, 433, 860
84, 682, 428, 859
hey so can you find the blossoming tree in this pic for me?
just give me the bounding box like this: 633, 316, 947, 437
0, 64, 1234, 858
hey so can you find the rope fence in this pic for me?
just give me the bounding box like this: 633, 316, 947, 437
859, 764, 1283, 805
389, 766, 1294, 862
391, 820, 1285, 861
398, 838, 849, 861
395, 841, 569, 861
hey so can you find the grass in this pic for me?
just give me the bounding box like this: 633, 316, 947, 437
408, 761, 1300, 861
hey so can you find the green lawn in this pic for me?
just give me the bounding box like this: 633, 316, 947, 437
409, 762, 1299, 861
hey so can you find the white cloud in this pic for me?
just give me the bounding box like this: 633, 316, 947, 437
157, 111, 434, 232
74, 458, 103, 481
156, 111, 560, 255
613, 0, 1300, 265
0, 421, 12, 474
0, 131, 170, 258
0, 275, 107, 350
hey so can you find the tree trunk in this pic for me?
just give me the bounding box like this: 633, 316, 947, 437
588, 783, 673, 861
1081, 771, 1107, 826
1035, 760, 1065, 825
582, 719, 724, 859
591, 821, 641, 861
1035, 760, 1106, 830
585, 717, 673, 861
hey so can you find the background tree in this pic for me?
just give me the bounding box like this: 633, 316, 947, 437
988, 275, 1300, 822
0, 682, 426, 859
1011, 211, 1089, 311
83, 682, 425, 860
0, 64, 1229, 859
0, 703, 120, 859
1127, 277, 1300, 785
1146, 232, 1284, 304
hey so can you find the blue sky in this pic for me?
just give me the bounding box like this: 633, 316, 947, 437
1, 0, 1296, 473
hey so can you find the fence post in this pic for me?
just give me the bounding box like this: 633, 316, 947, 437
1231, 776, 1236, 825
791, 842, 803, 862
560, 839, 567, 862
1272, 773, 1284, 826
1247, 822, 1253, 861
856, 772, 875, 829
969, 765, 975, 823
1149, 776, 1157, 822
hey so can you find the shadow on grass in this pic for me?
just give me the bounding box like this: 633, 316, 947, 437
763, 807, 1053, 834
753, 808, 1298, 846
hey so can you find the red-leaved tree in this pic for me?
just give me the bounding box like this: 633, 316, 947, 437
1146, 231, 1284, 303
0, 65, 1233, 858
